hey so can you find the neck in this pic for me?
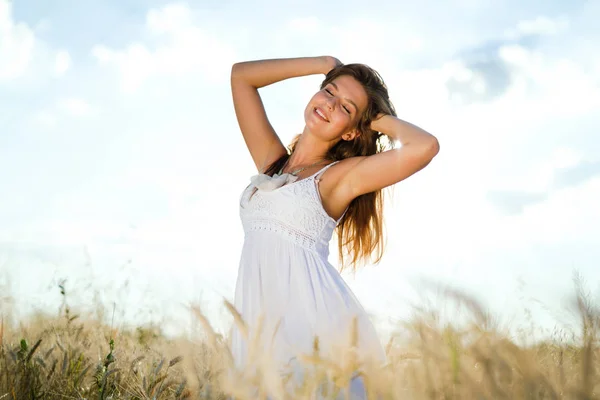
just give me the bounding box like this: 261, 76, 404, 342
288, 130, 332, 168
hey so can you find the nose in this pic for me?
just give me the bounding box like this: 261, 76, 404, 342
325, 96, 336, 110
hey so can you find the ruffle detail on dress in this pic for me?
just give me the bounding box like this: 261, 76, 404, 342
250, 173, 298, 191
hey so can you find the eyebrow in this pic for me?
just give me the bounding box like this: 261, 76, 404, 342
329, 82, 359, 113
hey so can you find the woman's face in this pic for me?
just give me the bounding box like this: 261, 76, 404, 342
304, 75, 368, 141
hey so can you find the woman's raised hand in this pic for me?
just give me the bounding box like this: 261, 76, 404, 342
369, 113, 387, 133
320, 56, 343, 75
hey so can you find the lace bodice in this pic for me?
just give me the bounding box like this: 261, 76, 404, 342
239, 161, 345, 258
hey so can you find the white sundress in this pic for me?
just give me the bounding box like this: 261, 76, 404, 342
231, 161, 386, 398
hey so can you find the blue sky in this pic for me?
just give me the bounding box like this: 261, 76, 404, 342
1, 0, 599, 341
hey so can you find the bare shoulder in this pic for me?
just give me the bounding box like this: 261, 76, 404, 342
322, 157, 366, 186
317, 157, 367, 221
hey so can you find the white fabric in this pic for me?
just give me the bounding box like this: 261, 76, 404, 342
250, 171, 298, 191
232, 161, 386, 398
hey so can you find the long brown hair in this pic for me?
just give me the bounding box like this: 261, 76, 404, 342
264, 64, 397, 272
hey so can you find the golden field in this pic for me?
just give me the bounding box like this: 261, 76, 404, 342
1, 274, 598, 399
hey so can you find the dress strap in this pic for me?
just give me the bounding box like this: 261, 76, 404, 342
313, 160, 340, 181
313, 161, 348, 225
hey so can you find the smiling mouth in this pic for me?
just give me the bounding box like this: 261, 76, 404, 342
314, 107, 329, 122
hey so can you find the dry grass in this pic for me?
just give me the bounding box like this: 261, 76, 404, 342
1, 274, 599, 399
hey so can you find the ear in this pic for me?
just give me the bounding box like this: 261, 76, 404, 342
341, 128, 361, 141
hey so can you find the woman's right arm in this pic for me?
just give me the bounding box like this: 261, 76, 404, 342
230, 57, 335, 172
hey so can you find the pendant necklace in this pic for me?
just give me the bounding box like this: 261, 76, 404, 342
278, 158, 328, 177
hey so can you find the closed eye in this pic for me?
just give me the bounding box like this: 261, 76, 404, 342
325, 88, 351, 114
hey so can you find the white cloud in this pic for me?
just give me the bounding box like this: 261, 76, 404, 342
31, 97, 95, 126
550, 147, 583, 169
492, 177, 600, 246
502, 15, 570, 41
57, 97, 94, 117
145, 3, 191, 34
288, 16, 399, 68
0, 0, 35, 80
54, 50, 71, 76
516, 15, 569, 37
32, 109, 58, 127
442, 36, 600, 114
0, 219, 129, 247
330, 19, 393, 67
400, 21, 600, 251
91, 3, 236, 93
500, 52, 600, 117
0, 0, 76, 83
286, 16, 320, 34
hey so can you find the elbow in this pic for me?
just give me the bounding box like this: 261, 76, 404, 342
231, 62, 248, 81
231, 62, 241, 80
429, 136, 440, 157
231, 62, 254, 87
420, 136, 440, 160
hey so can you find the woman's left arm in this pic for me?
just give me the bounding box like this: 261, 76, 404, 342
342, 115, 440, 197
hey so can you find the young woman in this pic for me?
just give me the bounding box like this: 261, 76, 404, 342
230, 56, 439, 396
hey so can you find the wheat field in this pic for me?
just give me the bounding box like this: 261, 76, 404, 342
1, 274, 599, 399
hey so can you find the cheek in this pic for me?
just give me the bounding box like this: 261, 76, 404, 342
314, 93, 327, 103
336, 109, 352, 123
